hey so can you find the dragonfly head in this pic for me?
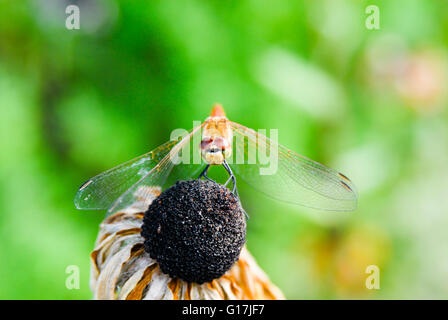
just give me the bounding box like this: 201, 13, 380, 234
201, 117, 233, 165
201, 136, 232, 165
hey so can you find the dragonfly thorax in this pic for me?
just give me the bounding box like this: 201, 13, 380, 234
201, 118, 233, 165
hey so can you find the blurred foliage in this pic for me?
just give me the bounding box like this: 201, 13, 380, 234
1, 0, 448, 299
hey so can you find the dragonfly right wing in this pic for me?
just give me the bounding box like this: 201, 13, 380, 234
108, 125, 204, 215
74, 122, 205, 212
106, 124, 206, 215
74, 138, 181, 210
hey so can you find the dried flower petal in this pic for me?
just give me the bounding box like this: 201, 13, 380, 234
90, 187, 284, 300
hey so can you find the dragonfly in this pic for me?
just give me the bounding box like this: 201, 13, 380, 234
74, 104, 357, 215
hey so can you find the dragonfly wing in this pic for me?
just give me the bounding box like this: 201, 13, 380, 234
106, 123, 205, 215
229, 122, 358, 211
74, 124, 204, 211
74, 139, 181, 210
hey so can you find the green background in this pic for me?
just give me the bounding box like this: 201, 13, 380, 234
1, 0, 448, 299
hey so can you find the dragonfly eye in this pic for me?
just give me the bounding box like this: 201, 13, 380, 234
200, 138, 213, 150
213, 136, 229, 150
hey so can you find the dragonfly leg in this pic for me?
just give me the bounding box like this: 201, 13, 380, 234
223, 175, 233, 187
198, 164, 210, 178
222, 161, 237, 194
222, 160, 249, 219
198, 164, 215, 183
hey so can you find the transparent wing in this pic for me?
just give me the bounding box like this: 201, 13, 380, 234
74, 123, 204, 212
105, 123, 205, 215
229, 121, 358, 211
74, 140, 180, 210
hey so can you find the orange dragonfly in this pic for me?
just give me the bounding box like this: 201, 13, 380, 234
74, 104, 357, 215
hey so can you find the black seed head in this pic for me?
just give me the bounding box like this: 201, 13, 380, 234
141, 179, 246, 284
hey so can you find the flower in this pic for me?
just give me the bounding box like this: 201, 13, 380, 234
90, 185, 284, 300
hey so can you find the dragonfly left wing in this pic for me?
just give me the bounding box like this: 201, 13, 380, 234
229, 121, 358, 211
